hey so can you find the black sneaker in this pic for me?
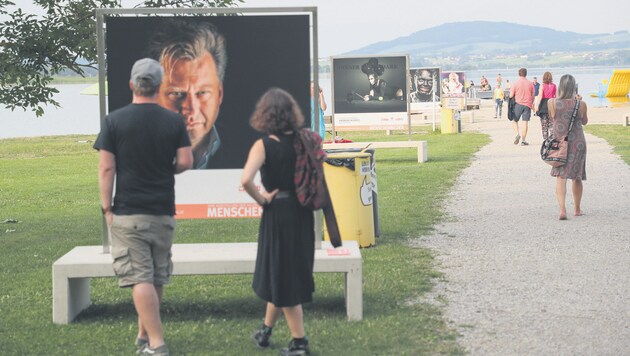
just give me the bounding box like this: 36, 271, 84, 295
279, 337, 310, 356
252, 324, 273, 348
521, 141, 529, 146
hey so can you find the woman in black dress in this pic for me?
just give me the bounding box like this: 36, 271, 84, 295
241, 88, 314, 355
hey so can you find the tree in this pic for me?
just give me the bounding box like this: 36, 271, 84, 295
0, 0, 242, 116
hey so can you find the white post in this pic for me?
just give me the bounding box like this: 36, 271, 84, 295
314, 210, 323, 249
432, 82, 437, 132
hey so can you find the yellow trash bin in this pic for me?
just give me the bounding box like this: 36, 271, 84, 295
323, 152, 375, 248
441, 108, 457, 134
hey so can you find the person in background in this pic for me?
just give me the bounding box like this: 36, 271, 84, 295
493, 83, 504, 118
467, 80, 476, 98
94, 58, 193, 356
536, 71, 557, 140
496, 73, 502, 87
242, 88, 316, 356
480, 76, 491, 91
503, 78, 511, 101
532, 77, 540, 118
509, 68, 535, 146
310, 81, 327, 140
532, 76, 541, 98
547, 74, 588, 220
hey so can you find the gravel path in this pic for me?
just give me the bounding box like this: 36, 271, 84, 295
413, 114, 630, 355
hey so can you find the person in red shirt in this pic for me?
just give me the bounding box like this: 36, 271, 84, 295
509, 68, 535, 145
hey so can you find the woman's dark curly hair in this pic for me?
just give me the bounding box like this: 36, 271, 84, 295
250, 88, 305, 134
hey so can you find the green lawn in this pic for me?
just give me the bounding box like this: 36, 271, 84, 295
585, 125, 630, 165
0, 129, 489, 355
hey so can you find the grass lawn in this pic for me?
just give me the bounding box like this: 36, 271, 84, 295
0, 129, 489, 355
585, 125, 630, 165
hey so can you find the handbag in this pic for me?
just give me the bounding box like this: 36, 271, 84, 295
536, 97, 549, 116
540, 100, 579, 167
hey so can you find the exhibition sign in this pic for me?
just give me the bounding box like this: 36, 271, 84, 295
331, 55, 409, 131
441, 71, 466, 110
409, 67, 440, 110
99, 8, 316, 219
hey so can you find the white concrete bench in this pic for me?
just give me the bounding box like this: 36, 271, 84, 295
324, 141, 428, 163
53, 241, 362, 324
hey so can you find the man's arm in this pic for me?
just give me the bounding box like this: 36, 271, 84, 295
174, 146, 193, 174
98, 149, 116, 224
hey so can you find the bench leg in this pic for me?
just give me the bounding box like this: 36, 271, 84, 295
53, 272, 91, 324
417, 141, 428, 163
344, 266, 363, 321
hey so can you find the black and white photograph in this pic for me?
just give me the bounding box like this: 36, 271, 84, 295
409, 67, 440, 103
332, 56, 407, 114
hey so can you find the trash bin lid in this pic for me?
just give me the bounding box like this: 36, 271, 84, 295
325, 152, 371, 159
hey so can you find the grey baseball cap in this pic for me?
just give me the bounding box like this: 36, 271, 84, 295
130, 58, 163, 88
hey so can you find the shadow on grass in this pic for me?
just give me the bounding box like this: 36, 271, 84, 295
75, 296, 348, 323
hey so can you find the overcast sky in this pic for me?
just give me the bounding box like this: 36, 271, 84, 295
242, 0, 630, 57
11, 0, 630, 57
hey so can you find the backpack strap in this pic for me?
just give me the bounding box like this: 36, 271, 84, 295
567, 100, 580, 134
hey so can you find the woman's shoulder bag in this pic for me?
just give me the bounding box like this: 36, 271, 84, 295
540, 100, 580, 167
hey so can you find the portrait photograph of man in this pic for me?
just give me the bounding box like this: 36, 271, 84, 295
409, 67, 440, 103
106, 16, 310, 170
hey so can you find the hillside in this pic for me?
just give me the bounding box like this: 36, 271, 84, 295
344, 21, 630, 69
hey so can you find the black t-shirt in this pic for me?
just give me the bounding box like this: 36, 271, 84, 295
94, 103, 191, 216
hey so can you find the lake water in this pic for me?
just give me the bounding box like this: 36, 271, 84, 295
2, 67, 629, 139
1, 84, 101, 139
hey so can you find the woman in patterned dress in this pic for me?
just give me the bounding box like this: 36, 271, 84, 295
547, 74, 588, 220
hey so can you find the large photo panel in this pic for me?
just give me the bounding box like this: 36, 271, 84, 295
332, 55, 408, 131
106, 14, 311, 218
441, 71, 466, 110
409, 67, 440, 110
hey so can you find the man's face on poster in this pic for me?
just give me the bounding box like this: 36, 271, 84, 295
416, 70, 433, 94
157, 52, 223, 147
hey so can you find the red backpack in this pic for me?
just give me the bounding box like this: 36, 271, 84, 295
293, 128, 342, 247
293, 128, 329, 210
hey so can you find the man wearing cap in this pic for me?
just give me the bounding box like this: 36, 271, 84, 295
94, 58, 193, 356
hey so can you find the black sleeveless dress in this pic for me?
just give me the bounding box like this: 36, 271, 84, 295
252, 134, 315, 307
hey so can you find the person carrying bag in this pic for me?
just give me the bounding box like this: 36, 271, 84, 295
540, 99, 579, 167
